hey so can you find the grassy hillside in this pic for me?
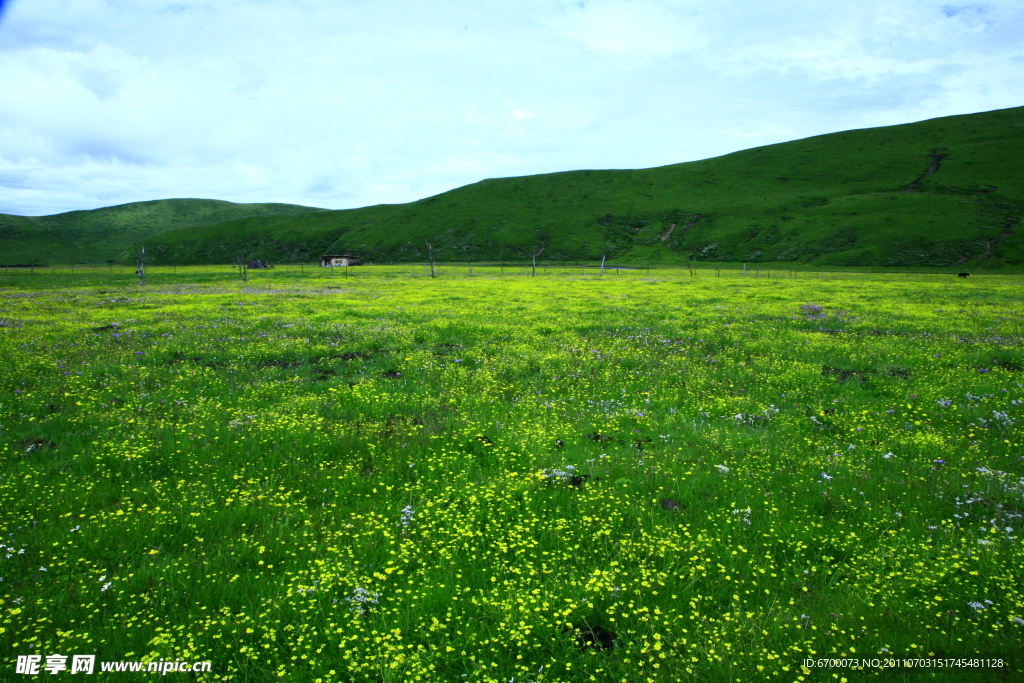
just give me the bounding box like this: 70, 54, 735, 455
144, 105, 1024, 269
0, 199, 328, 265
6, 106, 1024, 268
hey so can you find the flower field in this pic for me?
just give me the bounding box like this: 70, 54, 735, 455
1, 266, 1023, 682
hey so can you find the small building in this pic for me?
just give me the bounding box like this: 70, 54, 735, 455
320, 254, 363, 267
246, 260, 270, 269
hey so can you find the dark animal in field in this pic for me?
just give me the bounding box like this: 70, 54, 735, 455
958, 272, 970, 278
567, 624, 617, 650
568, 474, 600, 488
661, 497, 681, 512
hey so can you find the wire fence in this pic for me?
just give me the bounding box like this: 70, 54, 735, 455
0, 262, 1012, 281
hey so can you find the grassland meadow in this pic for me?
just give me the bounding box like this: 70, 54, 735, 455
1, 265, 1022, 682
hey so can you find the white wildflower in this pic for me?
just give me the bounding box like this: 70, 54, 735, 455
347, 587, 381, 615
399, 506, 415, 527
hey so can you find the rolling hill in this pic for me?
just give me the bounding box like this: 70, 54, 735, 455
4, 105, 1023, 268
0, 199, 329, 265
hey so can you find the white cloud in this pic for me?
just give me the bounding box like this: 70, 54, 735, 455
0, 0, 1022, 216
542, 1, 706, 59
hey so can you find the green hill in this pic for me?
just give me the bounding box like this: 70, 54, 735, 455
6, 106, 1024, 268
0, 198, 329, 265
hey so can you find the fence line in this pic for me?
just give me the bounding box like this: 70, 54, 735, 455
0, 263, 1013, 280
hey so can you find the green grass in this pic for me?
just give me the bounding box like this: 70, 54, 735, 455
4, 106, 1023, 270
1, 267, 1023, 682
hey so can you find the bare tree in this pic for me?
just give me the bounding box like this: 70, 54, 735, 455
235, 247, 263, 282
234, 243, 266, 282
530, 246, 545, 277
425, 240, 436, 278
135, 245, 146, 285
236, 253, 249, 283
599, 254, 606, 276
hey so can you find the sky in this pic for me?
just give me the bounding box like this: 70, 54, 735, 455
0, 0, 1022, 217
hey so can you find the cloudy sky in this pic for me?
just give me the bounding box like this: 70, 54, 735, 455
1, 0, 1022, 217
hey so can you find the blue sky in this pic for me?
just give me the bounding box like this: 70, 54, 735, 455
1, 0, 1022, 216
